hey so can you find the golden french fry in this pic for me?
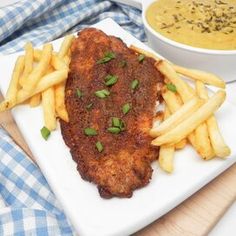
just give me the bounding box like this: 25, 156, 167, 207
22, 43, 52, 94
42, 87, 56, 131
149, 96, 204, 137
6, 55, 25, 104
194, 122, 215, 160
29, 65, 54, 110
196, 81, 230, 158
63, 55, 71, 66
194, 81, 215, 159
159, 145, 175, 173
19, 42, 33, 87
58, 35, 75, 58
51, 54, 68, 70
130, 45, 161, 63
55, 82, 69, 122
53, 35, 73, 122
158, 107, 175, 173
151, 90, 226, 146
156, 60, 195, 102
34, 49, 67, 70
15, 69, 68, 107
174, 65, 225, 89
29, 93, 41, 107
161, 90, 187, 149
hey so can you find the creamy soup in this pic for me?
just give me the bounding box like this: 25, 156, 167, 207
146, 0, 236, 50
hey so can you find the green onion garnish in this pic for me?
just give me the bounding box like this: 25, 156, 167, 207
112, 117, 121, 127
120, 60, 127, 68
96, 141, 103, 152
166, 83, 177, 93
97, 52, 116, 64
104, 75, 118, 86
109, 117, 125, 133
138, 54, 145, 62
76, 89, 82, 98
84, 127, 97, 136
40, 126, 51, 140
122, 103, 131, 115
86, 103, 93, 110
94, 89, 110, 98
107, 127, 121, 134
131, 79, 139, 90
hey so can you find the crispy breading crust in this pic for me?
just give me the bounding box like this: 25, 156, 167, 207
60, 28, 163, 198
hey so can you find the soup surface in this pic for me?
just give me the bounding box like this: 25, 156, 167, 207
146, 0, 236, 50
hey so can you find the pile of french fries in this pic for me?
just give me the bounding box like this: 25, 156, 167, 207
0, 35, 75, 136
131, 45, 231, 173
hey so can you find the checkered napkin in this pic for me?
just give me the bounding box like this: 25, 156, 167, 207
0, 0, 144, 54
0, 128, 75, 235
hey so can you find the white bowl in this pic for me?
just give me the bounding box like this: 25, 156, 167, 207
141, 0, 236, 82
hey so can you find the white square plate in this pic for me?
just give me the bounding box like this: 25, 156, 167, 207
0, 18, 236, 236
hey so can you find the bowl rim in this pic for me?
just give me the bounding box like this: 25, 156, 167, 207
142, 2, 236, 56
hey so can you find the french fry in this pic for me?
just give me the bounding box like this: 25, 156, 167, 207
194, 123, 215, 160
42, 87, 56, 131
19, 42, 33, 87
53, 36, 74, 122
41, 67, 57, 130
196, 81, 230, 157
162, 90, 187, 149
156, 60, 195, 102
51, 54, 68, 70
130, 45, 161, 63
149, 96, 204, 137
193, 81, 215, 159
15, 69, 68, 107
58, 35, 75, 58
34, 49, 67, 71
152, 90, 226, 146
6, 55, 25, 105
22, 43, 52, 94
174, 65, 225, 89
159, 107, 175, 173
63, 55, 71, 66
55, 82, 69, 122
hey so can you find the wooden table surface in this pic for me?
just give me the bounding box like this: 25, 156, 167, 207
1, 94, 236, 236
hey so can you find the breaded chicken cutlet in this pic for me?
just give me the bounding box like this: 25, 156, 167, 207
60, 28, 163, 198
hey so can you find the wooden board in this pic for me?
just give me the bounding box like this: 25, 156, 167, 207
1, 94, 236, 236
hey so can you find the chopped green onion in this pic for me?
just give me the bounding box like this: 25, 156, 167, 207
104, 75, 118, 86
76, 89, 82, 98
40, 126, 51, 140
97, 51, 116, 64
84, 127, 97, 136
107, 127, 121, 134
131, 79, 139, 90
122, 103, 131, 114
112, 117, 121, 127
96, 141, 103, 152
94, 89, 110, 98
110, 117, 125, 131
138, 54, 145, 62
120, 60, 127, 68
86, 103, 93, 110
166, 83, 177, 93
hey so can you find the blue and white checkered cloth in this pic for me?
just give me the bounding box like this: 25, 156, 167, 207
0, 0, 144, 235
0, 128, 74, 235
0, 0, 145, 54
